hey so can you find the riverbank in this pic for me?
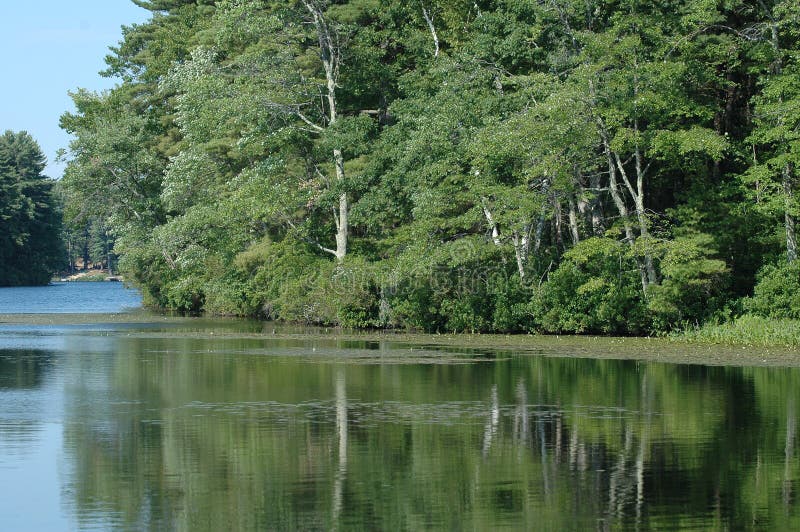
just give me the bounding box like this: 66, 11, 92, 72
57, 271, 122, 282
1, 312, 798, 368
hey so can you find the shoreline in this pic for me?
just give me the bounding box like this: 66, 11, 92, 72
0, 312, 798, 368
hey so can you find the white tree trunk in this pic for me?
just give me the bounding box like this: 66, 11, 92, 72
553, 196, 564, 250
785, 165, 797, 262
568, 194, 580, 245
420, 2, 440, 58
601, 130, 649, 293
482, 201, 502, 246
511, 229, 530, 280
304, 0, 348, 262
589, 172, 605, 235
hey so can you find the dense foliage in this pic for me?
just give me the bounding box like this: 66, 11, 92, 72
61, 0, 800, 333
0, 131, 63, 285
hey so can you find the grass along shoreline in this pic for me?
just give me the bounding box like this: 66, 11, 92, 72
677, 315, 800, 348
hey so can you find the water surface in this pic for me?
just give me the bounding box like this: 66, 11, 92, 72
0, 282, 142, 314
1, 299, 799, 529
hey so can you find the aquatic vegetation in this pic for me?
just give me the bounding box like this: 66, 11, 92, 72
678, 315, 800, 347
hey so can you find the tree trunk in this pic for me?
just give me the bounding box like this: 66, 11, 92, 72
482, 201, 502, 246
601, 131, 648, 293
785, 165, 797, 262
420, 2, 440, 58
305, 0, 348, 262
612, 133, 657, 287
589, 172, 605, 235
329, 79, 347, 262
511, 227, 531, 280
533, 215, 546, 254
633, 192, 658, 286
334, 150, 348, 262
633, 137, 658, 286
568, 194, 580, 245
601, 132, 635, 245
553, 196, 564, 251
533, 177, 551, 254
577, 172, 604, 236
67, 236, 75, 274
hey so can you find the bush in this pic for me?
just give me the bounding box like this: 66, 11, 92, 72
327, 259, 382, 328
383, 239, 529, 333
235, 238, 328, 322
745, 260, 800, 319
235, 238, 383, 327
647, 233, 730, 331
490, 275, 533, 332
532, 237, 647, 334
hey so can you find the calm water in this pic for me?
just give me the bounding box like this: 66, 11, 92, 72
0, 282, 142, 313
1, 287, 799, 529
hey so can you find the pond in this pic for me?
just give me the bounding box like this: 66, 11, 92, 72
0, 283, 798, 529
0, 281, 142, 314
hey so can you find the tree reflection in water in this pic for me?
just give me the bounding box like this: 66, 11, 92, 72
51, 336, 800, 530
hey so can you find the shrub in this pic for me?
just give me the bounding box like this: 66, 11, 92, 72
383, 239, 526, 332
647, 233, 730, 331
532, 237, 647, 334
235, 238, 383, 326
745, 260, 800, 319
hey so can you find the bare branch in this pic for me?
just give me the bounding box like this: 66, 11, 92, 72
296, 111, 324, 132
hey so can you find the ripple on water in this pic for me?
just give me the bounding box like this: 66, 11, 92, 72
178, 399, 642, 429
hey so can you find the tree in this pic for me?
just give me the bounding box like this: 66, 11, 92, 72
746, 0, 800, 262
0, 131, 63, 285
55, 0, 800, 330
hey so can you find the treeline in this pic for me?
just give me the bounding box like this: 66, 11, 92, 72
60, 0, 800, 333
0, 131, 63, 286
63, 217, 116, 274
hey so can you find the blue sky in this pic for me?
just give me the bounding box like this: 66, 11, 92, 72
0, 1, 150, 178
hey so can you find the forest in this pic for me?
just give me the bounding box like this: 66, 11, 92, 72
0, 131, 63, 286
58, 0, 800, 334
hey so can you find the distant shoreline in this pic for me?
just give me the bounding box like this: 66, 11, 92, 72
56, 272, 123, 282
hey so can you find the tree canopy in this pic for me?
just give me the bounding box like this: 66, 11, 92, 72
59, 0, 800, 333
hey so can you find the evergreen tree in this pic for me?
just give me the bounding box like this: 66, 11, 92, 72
0, 131, 64, 285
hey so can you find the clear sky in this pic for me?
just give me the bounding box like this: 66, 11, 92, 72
0, 1, 151, 179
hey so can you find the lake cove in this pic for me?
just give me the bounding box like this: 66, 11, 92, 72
1, 296, 800, 529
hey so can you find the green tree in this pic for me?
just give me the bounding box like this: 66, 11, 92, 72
55, 0, 800, 330
0, 131, 63, 285
745, 0, 800, 262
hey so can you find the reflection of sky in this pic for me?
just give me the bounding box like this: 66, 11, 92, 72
0, 423, 71, 531
0, 330, 119, 354
0, 347, 69, 530
0, 333, 66, 352
0, 340, 118, 531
